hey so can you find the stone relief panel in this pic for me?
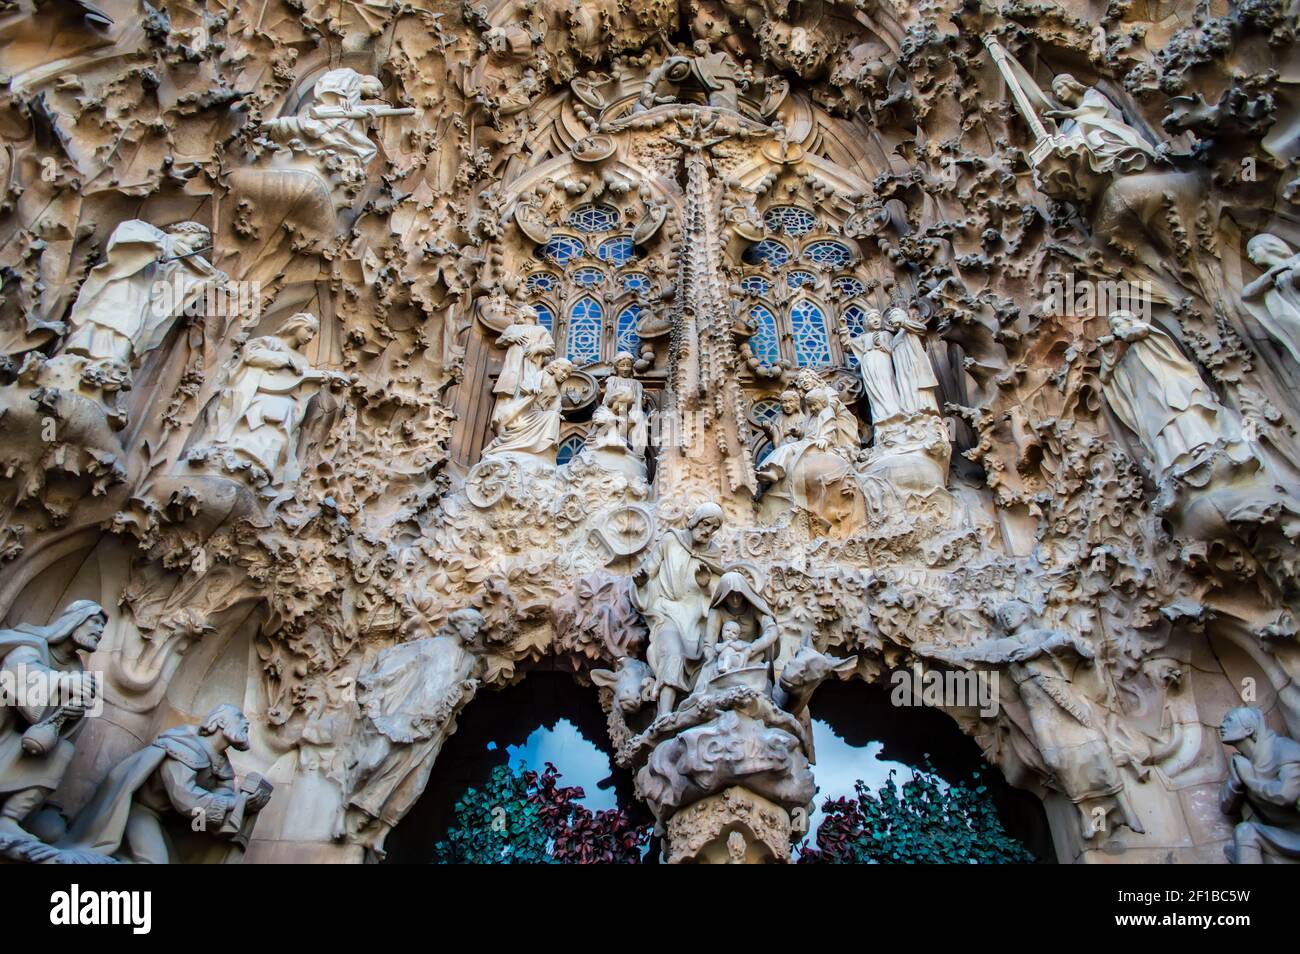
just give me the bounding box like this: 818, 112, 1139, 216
0, 0, 1298, 866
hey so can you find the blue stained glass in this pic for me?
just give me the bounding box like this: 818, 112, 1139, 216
567, 204, 620, 233
751, 399, 781, 423
566, 297, 603, 364
557, 435, 585, 466
803, 241, 853, 269
749, 305, 780, 365
833, 276, 865, 297
740, 275, 773, 295
787, 269, 818, 289
597, 236, 636, 265
790, 299, 831, 367
525, 272, 558, 293
573, 267, 605, 287
622, 272, 651, 293
842, 304, 867, 367
763, 206, 817, 236
742, 240, 791, 268
540, 235, 586, 266
616, 304, 642, 355
533, 303, 555, 334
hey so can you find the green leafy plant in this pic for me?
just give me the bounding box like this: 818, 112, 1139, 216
433, 762, 650, 864
797, 760, 1036, 864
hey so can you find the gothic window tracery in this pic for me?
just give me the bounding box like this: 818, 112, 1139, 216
616, 304, 643, 356
743, 239, 792, 268
803, 240, 854, 270
763, 206, 817, 237
556, 434, 586, 466
748, 304, 781, 365
790, 299, 832, 367
573, 266, 606, 288
567, 296, 604, 364
567, 204, 620, 233
540, 235, 587, 266
597, 236, 636, 265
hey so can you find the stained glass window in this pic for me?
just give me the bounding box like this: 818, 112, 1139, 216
540, 235, 586, 266
573, 267, 605, 288
749, 305, 780, 365
525, 272, 558, 293
790, 299, 831, 367
533, 303, 555, 335
742, 240, 791, 268
803, 241, 853, 269
740, 275, 773, 295
787, 269, 818, 289
597, 236, 636, 265
841, 304, 867, 367
567, 204, 620, 233
616, 304, 642, 355
751, 399, 781, 423
622, 272, 651, 293
557, 435, 585, 466
833, 276, 866, 297
763, 206, 817, 237
566, 297, 603, 364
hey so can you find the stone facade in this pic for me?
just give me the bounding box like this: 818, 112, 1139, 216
0, 0, 1298, 864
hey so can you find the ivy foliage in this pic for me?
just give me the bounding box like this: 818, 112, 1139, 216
433, 762, 650, 864
797, 761, 1036, 864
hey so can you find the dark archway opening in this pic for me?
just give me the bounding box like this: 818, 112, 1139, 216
382, 668, 657, 864
804, 678, 1056, 862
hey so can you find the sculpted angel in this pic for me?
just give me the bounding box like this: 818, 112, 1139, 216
1241, 233, 1300, 367
840, 308, 903, 424
886, 306, 940, 416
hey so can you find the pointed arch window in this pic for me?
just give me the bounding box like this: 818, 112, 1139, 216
557, 435, 585, 466
533, 303, 555, 335
749, 305, 780, 365
841, 304, 868, 367
790, 299, 831, 367
616, 304, 642, 356
566, 297, 603, 364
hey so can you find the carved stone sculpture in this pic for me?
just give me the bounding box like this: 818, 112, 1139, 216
1242, 233, 1300, 367
632, 503, 724, 719
482, 357, 574, 463
343, 608, 486, 854
58, 705, 272, 863
260, 69, 411, 167
841, 308, 903, 424
0, 601, 106, 845
60, 220, 224, 371
1098, 310, 1224, 479
887, 306, 940, 416
186, 312, 347, 492
1218, 707, 1300, 864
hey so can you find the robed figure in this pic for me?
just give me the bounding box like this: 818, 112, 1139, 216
63, 220, 223, 368
1098, 310, 1222, 476
483, 357, 573, 461
841, 309, 903, 424
190, 312, 344, 489
887, 306, 940, 415
0, 601, 106, 839
1242, 233, 1300, 368
632, 503, 725, 719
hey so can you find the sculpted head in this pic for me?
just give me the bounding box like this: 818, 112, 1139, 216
444, 607, 486, 649
614, 351, 635, 376
864, 308, 884, 331
1246, 233, 1294, 269
806, 388, 829, 413
278, 312, 320, 347
546, 358, 574, 381
165, 221, 211, 255
687, 501, 724, 544
884, 306, 906, 330
779, 390, 800, 414
46, 600, 108, 653
996, 599, 1033, 635
201, 704, 251, 752
1219, 706, 1265, 747
1051, 74, 1086, 106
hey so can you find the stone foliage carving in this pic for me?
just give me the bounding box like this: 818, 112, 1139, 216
3, 0, 1300, 866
